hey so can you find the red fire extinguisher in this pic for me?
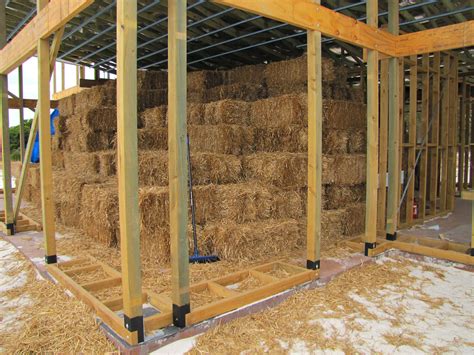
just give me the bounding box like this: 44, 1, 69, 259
413, 198, 419, 219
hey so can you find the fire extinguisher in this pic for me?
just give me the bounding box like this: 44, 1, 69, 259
413, 198, 419, 219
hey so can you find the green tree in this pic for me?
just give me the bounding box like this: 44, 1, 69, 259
9, 119, 33, 161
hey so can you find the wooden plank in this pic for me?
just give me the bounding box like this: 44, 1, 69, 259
446, 55, 457, 210
397, 58, 405, 227
47, 265, 138, 345
208, 281, 240, 298
18, 65, 25, 161
81, 277, 122, 292
64, 263, 101, 276
186, 270, 315, 326
38, 0, 56, 260
377, 58, 389, 231
147, 291, 173, 312
168, 0, 190, 325
0, 0, 13, 234
103, 292, 148, 312
249, 270, 279, 284
144, 312, 173, 331
419, 54, 430, 219
306, 0, 322, 269
439, 54, 450, 212
14, 28, 64, 223
51, 85, 86, 100
116, 0, 143, 338
429, 53, 441, 215
405, 55, 417, 224
385, 0, 400, 239
397, 21, 474, 57
391, 241, 474, 265
0, 0, 95, 75
364, 0, 379, 248
459, 80, 467, 192
8, 97, 58, 109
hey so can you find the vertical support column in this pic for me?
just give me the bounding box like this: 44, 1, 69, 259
61, 62, 65, 91
447, 55, 457, 210
471, 200, 474, 256
419, 54, 430, 219
429, 53, 441, 215
52, 63, 57, 95
377, 59, 389, 232
38, 0, 56, 261
386, 0, 400, 240
75, 65, 80, 86
459, 80, 466, 192
0, 0, 14, 235
440, 54, 450, 212
116, 0, 144, 343
18, 65, 25, 162
168, 0, 190, 327
80, 66, 85, 80
363, 0, 379, 255
470, 89, 474, 188
405, 55, 417, 224
306, 0, 322, 270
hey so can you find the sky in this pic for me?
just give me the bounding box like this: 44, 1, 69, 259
6, 57, 101, 127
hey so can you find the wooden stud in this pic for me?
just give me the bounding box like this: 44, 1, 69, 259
61, 62, 65, 91
53, 63, 57, 94
168, 0, 190, 327
0, 0, 13, 235
419, 54, 430, 219
208, 281, 240, 298
13, 29, 64, 222
306, 0, 322, 270
377, 58, 389, 232
447, 55, 457, 210
405, 55, 417, 224
429, 53, 441, 215
461, 191, 474, 252
386, 0, 400, 240
116, 0, 144, 342
18, 65, 25, 161
38, 0, 56, 259
440, 54, 450, 212
81, 277, 122, 292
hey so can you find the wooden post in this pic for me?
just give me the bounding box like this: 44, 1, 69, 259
386, 0, 400, 240
363, 0, 379, 255
306, 0, 322, 270
116, 0, 144, 343
429, 53, 441, 215
459, 80, 466, 192
76, 65, 80, 86
0, 0, 14, 235
377, 58, 389, 232
440, 54, 450, 212
447, 55, 457, 210
80, 65, 85, 80
419, 54, 430, 219
37, 0, 56, 261
168, 0, 190, 328
53, 63, 57, 94
405, 55, 417, 224
61, 62, 65, 91
18, 65, 25, 161
13, 29, 64, 223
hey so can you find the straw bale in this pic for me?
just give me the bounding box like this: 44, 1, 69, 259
201, 218, 303, 261
97, 150, 116, 177
138, 128, 168, 150
323, 99, 366, 129
348, 129, 366, 153
74, 86, 116, 113
253, 126, 307, 153
141, 106, 167, 129
242, 153, 307, 188
325, 184, 365, 210
138, 186, 169, 232
321, 209, 346, 243
342, 202, 366, 236
188, 70, 223, 91
80, 183, 119, 246
323, 129, 349, 154
188, 124, 254, 155
249, 94, 306, 128
266, 83, 306, 98
80, 107, 117, 132
63, 152, 100, 176
331, 154, 366, 185
52, 150, 65, 169
57, 94, 76, 117
188, 90, 208, 103
63, 115, 116, 152
203, 100, 251, 125
137, 70, 167, 91
54, 113, 70, 136
138, 89, 168, 111
205, 83, 268, 103
138, 150, 168, 186
222, 63, 266, 86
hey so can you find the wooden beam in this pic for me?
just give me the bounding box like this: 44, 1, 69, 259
18, 65, 25, 161
169, 0, 191, 327
461, 190, 474, 255
0, 0, 95, 75
38, 0, 56, 261
0, 0, 14, 235
8, 97, 58, 110
61, 62, 65, 91
419, 54, 430, 219
13, 28, 64, 223
440, 54, 450, 212
405, 56, 417, 224
363, 0, 379, 253
116, 0, 144, 343
397, 21, 474, 57
306, 0, 322, 270
429, 53, 441, 215
211, 0, 397, 56
386, 0, 400, 240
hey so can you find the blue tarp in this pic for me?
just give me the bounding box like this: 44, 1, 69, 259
31, 109, 59, 163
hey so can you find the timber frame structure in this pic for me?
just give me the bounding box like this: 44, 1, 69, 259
1, 0, 474, 347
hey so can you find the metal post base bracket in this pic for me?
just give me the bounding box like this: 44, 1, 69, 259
364, 242, 377, 256
173, 303, 191, 328
386, 232, 397, 241
306, 259, 320, 270
124, 315, 144, 343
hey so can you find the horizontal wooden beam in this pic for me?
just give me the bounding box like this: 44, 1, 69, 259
0, 0, 94, 74
212, 0, 397, 56
397, 21, 474, 57
8, 97, 58, 110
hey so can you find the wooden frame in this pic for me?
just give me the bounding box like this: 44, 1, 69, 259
461, 190, 474, 254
